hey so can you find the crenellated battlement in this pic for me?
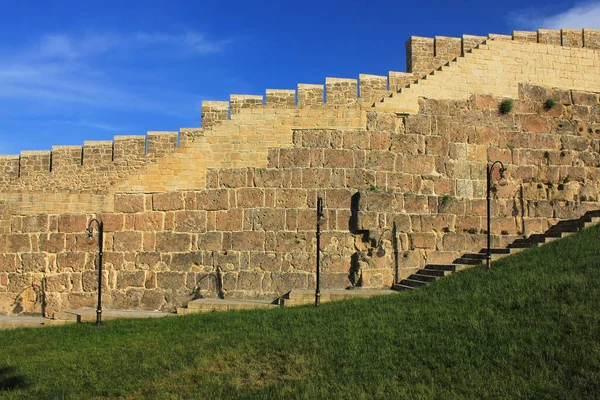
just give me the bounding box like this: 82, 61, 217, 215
0, 131, 179, 191
407, 28, 600, 78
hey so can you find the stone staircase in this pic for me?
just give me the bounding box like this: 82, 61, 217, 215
392, 210, 600, 291
372, 40, 487, 113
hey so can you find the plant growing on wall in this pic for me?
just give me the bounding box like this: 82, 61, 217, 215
544, 98, 557, 111
499, 99, 513, 114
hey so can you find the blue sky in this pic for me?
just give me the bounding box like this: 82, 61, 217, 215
1, 0, 599, 155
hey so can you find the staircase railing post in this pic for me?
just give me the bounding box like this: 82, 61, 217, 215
315, 196, 324, 307
86, 219, 104, 326
486, 161, 506, 272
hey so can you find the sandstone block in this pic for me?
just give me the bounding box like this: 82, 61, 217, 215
237, 188, 264, 208
45, 273, 71, 292
196, 190, 229, 211
276, 189, 307, 208
20, 253, 47, 272
117, 271, 146, 288
250, 252, 281, 272
280, 148, 310, 168
114, 194, 145, 213
216, 209, 243, 231
196, 232, 223, 251
0, 254, 17, 272
154, 272, 185, 291
302, 169, 332, 188
230, 232, 265, 251
410, 233, 437, 249
58, 215, 86, 234
22, 215, 49, 233
153, 192, 184, 211
156, 232, 191, 252
7, 234, 31, 253
57, 252, 87, 271
99, 214, 125, 232
173, 211, 207, 232
253, 209, 285, 231
113, 231, 143, 252
140, 289, 166, 310
323, 149, 354, 169
237, 271, 263, 291
134, 212, 165, 231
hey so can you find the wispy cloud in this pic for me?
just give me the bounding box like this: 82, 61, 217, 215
135, 32, 231, 54
511, 2, 600, 30
0, 30, 227, 116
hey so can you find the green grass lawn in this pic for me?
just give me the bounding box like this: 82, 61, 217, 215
2, 226, 600, 399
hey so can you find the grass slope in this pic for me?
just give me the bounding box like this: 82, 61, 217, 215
1, 226, 600, 399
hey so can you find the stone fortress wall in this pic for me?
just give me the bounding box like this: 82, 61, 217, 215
0, 28, 599, 316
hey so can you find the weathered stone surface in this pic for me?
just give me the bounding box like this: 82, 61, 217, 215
156, 272, 186, 290
115, 194, 145, 213
113, 232, 143, 252
117, 271, 146, 288
156, 233, 191, 252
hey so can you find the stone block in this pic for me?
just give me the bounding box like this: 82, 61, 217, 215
0, 254, 17, 272
117, 271, 146, 288
57, 252, 86, 271
302, 169, 332, 188
156, 232, 191, 252
58, 215, 86, 234
237, 188, 264, 208
20, 253, 47, 272
442, 233, 466, 251
230, 232, 265, 251
114, 194, 145, 213
21, 215, 49, 233
7, 234, 31, 253
141, 290, 166, 310
134, 212, 165, 231
252, 209, 286, 231
253, 169, 284, 188
276, 189, 307, 208
196, 232, 222, 251
196, 190, 229, 211
409, 233, 437, 250
45, 273, 71, 292
173, 211, 207, 232
215, 209, 242, 231
113, 231, 143, 252
280, 148, 310, 168
250, 252, 281, 272
156, 272, 186, 290
153, 192, 185, 211
237, 271, 263, 291
322, 149, 354, 169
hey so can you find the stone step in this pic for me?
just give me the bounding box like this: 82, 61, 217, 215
417, 269, 451, 277
409, 273, 438, 283
391, 284, 414, 291
180, 298, 277, 314
399, 278, 427, 288
279, 289, 399, 307
54, 308, 172, 322
425, 264, 473, 272
454, 257, 484, 265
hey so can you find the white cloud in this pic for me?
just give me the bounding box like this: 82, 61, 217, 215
512, 2, 600, 30
135, 32, 231, 54
0, 30, 225, 117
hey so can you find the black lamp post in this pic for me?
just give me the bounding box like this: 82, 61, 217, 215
86, 219, 104, 325
486, 161, 506, 271
315, 197, 324, 307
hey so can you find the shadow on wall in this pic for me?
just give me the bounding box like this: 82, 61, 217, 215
192, 266, 225, 300
0, 367, 28, 392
